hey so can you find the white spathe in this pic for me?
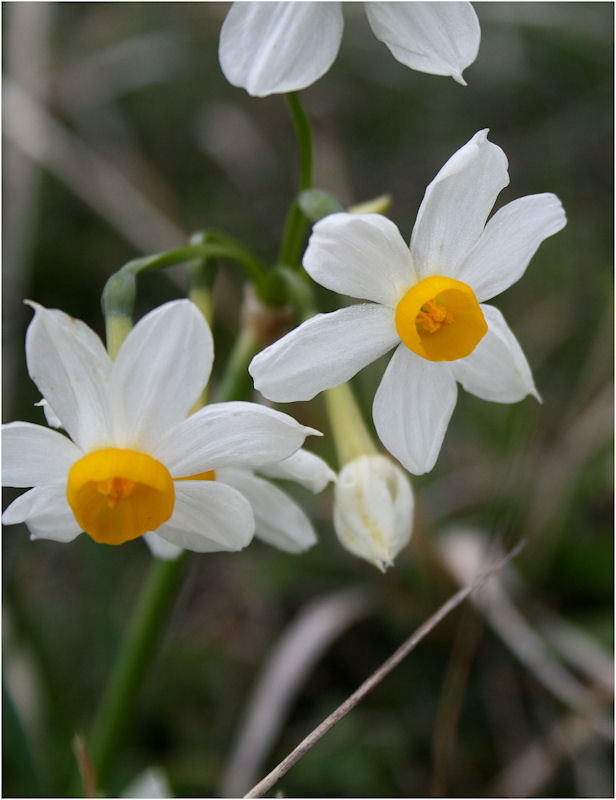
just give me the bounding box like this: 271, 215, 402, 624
250, 130, 567, 475
219, 2, 481, 96
3, 301, 319, 552
334, 454, 414, 571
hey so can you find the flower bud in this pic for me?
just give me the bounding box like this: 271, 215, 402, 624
333, 454, 414, 571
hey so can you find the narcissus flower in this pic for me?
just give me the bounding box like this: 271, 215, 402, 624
148, 447, 336, 560
219, 1, 481, 96
2, 300, 318, 552
334, 454, 414, 572
250, 130, 567, 474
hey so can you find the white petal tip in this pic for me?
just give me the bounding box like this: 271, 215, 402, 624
23, 299, 41, 314
452, 70, 467, 86
321, 468, 338, 488
304, 426, 323, 438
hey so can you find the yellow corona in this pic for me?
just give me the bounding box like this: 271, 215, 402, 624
67, 449, 176, 545
395, 275, 487, 361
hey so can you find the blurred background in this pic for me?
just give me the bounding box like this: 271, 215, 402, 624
2, 3, 613, 797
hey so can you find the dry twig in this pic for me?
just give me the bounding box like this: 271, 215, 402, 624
243, 541, 524, 798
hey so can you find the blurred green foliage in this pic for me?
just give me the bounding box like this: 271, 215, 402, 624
2, 3, 613, 797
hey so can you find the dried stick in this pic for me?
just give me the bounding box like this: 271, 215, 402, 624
72, 734, 96, 799
243, 541, 525, 798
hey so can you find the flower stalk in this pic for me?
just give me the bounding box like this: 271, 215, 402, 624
88, 553, 186, 789
102, 237, 267, 338
84, 295, 290, 791
277, 92, 313, 268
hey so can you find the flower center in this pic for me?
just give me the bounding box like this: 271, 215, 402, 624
395, 275, 487, 361
66, 449, 175, 545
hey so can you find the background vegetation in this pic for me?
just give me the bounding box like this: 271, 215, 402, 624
3, 3, 613, 797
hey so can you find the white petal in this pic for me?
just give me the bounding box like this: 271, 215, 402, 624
373, 344, 457, 474
2, 485, 82, 543
2, 422, 81, 488
456, 193, 567, 301
34, 399, 62, 429
365, 2, 480, 85
303, 212, 415, 306
451, 304, 540, 403
25, 303, 112, 451
155, 402, 318, 477
217, 468, 317, 554
249, 304, 399, 402
111, 300, 213, 451
410, 130, 509, 280
155, 481, 254, 552
257, 449, 336, 493
143, 532, 183, 561
219, 2, 344, 96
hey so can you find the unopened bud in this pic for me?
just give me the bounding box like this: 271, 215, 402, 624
334, 454, 414, 571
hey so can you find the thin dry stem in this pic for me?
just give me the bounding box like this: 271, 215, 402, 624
243, 541, 524, 798
72, 734, 97, 799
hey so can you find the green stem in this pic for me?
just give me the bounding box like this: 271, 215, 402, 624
85, 312, 265, 793
286, 92, 313, 192
277, 92, 313, 268
102, 240, 266, 329
88, 554, 186, 791
215, 328, 261, 403
121, 241, 265, 289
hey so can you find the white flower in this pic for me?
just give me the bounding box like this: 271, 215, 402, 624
2, 300, 318, 553
334, 454, 414, 571
250, 130, 567, 475
147, 447, 336, 559
219, 1, 481, 96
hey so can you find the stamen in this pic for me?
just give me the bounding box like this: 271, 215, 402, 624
415, 299, 454, 333
97, 477, 136, 509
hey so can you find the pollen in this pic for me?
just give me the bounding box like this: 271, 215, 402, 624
67, 449, 175, 545
395, 275, 487, 361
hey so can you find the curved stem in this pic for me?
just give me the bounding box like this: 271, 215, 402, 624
103, 241, 265, 318
277, 92, 313, 268
121, 240, 266, 286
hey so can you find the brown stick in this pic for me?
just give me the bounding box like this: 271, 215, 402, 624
244, 541, 525, 798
